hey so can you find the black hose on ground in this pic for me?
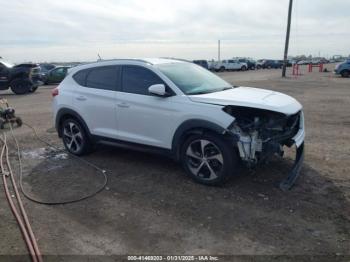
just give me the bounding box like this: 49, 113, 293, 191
9, 122, 109, 205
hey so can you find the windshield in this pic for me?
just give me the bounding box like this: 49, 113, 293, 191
157, 63, 233, 95
0, 60, 14, 68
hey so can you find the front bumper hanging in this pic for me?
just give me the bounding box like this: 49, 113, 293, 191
279, 142, 304, 191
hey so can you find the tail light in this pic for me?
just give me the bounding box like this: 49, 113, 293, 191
52, 88, 59, 97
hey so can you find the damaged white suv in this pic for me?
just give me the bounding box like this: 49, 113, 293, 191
53, 58, 305, 190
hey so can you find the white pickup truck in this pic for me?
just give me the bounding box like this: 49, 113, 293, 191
214, 59, 248, 72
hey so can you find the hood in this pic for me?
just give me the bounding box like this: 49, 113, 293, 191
188, 86, 302, 115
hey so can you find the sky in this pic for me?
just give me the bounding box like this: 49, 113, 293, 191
0, 0, 349, 62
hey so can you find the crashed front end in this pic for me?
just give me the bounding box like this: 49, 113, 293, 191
224, 106, 305, 190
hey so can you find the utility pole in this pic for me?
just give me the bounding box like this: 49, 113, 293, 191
282, 0, 293, 77
218, 40, 221, 61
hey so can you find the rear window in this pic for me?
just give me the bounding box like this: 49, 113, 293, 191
73, 69, 88, 86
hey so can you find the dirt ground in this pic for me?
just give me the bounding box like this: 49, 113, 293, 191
0, 65, 349, 261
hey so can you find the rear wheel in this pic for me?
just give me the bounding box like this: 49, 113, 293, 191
220, 66, 225, 72
180, 133, 238, 186
341, 70, 350, 78
60, 118, 92, 155
10, 78, 32, 94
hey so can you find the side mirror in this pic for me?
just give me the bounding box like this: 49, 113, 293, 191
148, 84, 168, 97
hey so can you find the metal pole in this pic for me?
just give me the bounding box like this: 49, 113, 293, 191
282, 0, 293, 77
218, 40, 221, 61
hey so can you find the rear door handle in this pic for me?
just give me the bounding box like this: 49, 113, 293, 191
76, 96, 87, 101
117, 102, 130, 108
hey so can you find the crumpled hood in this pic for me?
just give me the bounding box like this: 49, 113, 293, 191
188, 86, 302, 115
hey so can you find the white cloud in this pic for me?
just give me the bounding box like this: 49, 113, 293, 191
0, 0, 349, 62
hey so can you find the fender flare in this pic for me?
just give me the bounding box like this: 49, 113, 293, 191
55, 108, 91, 138
171, 119, 228, 160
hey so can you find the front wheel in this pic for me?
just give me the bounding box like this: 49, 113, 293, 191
10, 78, 32, 95
241, 66, 247, 71
341, 70, 350, 78
180, 133, 238, 186
61, 118, 92, 155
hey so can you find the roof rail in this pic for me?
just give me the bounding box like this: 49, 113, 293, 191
160, 57, 192, 63
95, 58, 153, 65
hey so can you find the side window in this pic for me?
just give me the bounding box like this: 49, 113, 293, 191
86, 66, 119, 91
122, 66, 164, 95
53, 68, 65, 75
73, 69, 88, 86
228, 60, 234, 63
0, 63, 5, 74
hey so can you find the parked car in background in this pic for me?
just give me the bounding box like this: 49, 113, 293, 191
297, 60, 311, 65
53, 58, 304, 189
0, 58, 41, 94
193, 60, 209, 70
237, 58, 256, 70
311, 58, 329, 65
214, 59, 248, 72
256, 59, 282, 69
42, 66, 70, 85
334, 59, 350, 78
39, 63, 56, 74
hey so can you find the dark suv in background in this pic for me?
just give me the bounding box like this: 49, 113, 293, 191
256, 59, 283, 69
0, 58, 41, 94
193, 60, 209, 69
237, 58, 256, 70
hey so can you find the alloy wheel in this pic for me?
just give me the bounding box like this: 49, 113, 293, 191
63, 121, 84, 153
185, 139, 224, 180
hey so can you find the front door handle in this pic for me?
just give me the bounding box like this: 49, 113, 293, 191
76, 96, 87, 101
117, 102, 130, 108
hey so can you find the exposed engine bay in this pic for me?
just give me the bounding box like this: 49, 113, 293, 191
223, 105, 302, 167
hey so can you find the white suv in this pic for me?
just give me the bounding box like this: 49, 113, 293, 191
52, 58, 305, 189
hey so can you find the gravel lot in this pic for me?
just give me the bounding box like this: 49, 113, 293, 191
0, 65, 349, 261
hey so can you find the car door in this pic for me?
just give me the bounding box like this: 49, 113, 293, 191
115, 65, 180, 148
73, 65, 120, 139
49, 67, 65, 83
231, 60, 240, 70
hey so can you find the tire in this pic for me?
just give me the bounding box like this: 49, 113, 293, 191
256, 65, 261, 70
267, 65, 272, 69
220, 66, 225, 72
341, 70, 350, 78
180, 133, 238, 186
241, 66, 247, 71
10, 78, 32, 95
60, 118, 92, 155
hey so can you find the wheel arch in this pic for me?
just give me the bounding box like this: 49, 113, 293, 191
55, 108, 91, 138
171, 119, 229, 161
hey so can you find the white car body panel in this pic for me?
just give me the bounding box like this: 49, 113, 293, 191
188, 87, 302, 115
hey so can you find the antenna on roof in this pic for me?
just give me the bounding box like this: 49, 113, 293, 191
97, 54, 102, 61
